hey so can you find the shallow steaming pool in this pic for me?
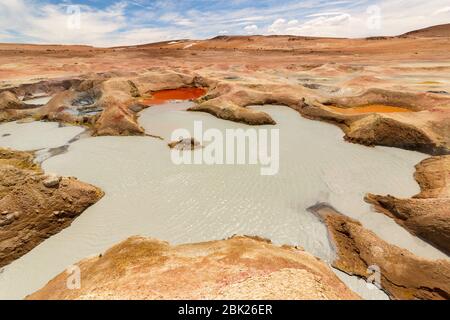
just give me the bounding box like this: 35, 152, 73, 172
0, 102, 445, 299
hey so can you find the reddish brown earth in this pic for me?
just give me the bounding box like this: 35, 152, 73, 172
366, 156, 450, 255
1, 27, 449, 152
310, 204, 450, 300
401, 23, 450, 38
0, 148, 104, 268
28, 236, 360, 300
1, 24, 449, 300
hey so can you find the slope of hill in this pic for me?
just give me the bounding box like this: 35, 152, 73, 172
401, 23, 450, 37
130, 24, 450, 51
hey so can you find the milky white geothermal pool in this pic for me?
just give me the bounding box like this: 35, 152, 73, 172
0, 121, 84, 151
23, 96, 53, 106
0, 102, 445, 300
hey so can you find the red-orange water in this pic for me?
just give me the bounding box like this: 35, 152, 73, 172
143, 87, 206, 105
327, 104, 411, 115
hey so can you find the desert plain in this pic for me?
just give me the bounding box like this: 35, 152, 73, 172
0, 23, 449, 300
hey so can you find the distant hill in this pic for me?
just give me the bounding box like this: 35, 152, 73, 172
138, 24, 450, 50
401, 23, 450, 37
2, 24, 449, 51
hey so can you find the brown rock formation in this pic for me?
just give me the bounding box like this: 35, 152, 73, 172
0, 148, 104, 268
94, 94, 144, 136
0, 91, 22, 110
324, 89, 450, 154
401, 23, 450, 38
0, 91, 34, 122
92, 72, 210, 135
189, 82, 314, 125
37, 78, 144, 135
310, 204, 450, 300
30, 73, 207, 136
366, 156, 450, 255
190, 83, 450, 154
28, 236, 360, 300
0, 29, 449, 153
168, 138, 202, 150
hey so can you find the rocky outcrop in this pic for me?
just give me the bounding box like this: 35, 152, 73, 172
0, 91, 34, 122
338, 114, 450, 155
168, 138, 202, 150
94, 94, 144, 136
330, 90, 450, 154
0, 148, 104, 268
27, 236, 360, 300
0, 44, 448, 155
0, 79, 88, 123
299, 89, 450, 155
0, 78, 81, 99
189, 82, 315, 125
2, 73, 448, 155
36, 79, 142, 135
310, 204, 450, 300
189, 83, 450, 155
0, 91, 22, 110
326, 88, 450, 111
31, 73, 208, 136
133, 71, 199, 93
366, 156, 450, 255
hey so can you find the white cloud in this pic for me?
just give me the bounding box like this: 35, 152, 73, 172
268, 14, 352, 37
244, 24, 259, 34
159, 12, 194, 27
0, 0, 191, 46
267, 18, 287, 33
306, 12, 348, 18
433, 6, 450, 15
0, 0, 449, 46
266, 0, 450, 38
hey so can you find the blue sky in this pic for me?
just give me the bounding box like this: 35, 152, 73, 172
1, 0, 449, 46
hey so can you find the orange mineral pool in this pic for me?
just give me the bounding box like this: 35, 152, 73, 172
327, 104, 412, 115
143, 87, 206, 105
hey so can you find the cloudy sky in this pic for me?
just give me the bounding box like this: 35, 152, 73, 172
1, 0, 449, 47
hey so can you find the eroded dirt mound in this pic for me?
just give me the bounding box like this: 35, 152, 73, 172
1, 32, 449, 155
366, 156, 450, 255
300, 89, 450, 155
190, 83, 450, 154
310, 204, 450, 300
0, 91, 36, 122
401, 23, 450, 38
0, 91, 22, 110
0, 148, 104, 268
28, 236, 360, 300
25, 72, 207, 136
189, 82, 316, 125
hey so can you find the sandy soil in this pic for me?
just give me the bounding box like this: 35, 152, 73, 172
1, 24, 449, 300
27, 236, 360, 300
1, 25, 449, 152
